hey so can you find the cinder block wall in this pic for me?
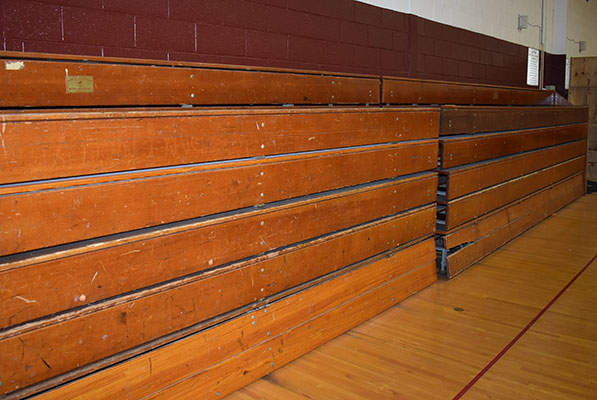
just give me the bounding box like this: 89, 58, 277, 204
0, 0, 561, 88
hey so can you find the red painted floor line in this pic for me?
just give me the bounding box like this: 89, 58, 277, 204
452, 252, 597, 400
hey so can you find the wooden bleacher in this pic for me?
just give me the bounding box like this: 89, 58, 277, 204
0, 52, 437, 399
0, 51, 588, 399
434, 106, 587, 277
381, 78, 588, 278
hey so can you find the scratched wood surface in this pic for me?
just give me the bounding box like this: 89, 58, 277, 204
439, 124, 587, 168
439, 140, 586, 200
441, 156, 585, 230
436, 101, 588, 277
443, 174, 584, 277
0, 50, 379, 77
0, 141, 436, 255
0, 173, 436, 329
441, 173, 583, 251
440, 106, 588, 135
225, 194, 596, 400
0, 51, 557, 108
0, 108, 438, 184
0, 54, 379, 107
28, 239, 437, 400
0, 64, 439, 399
0, 204, 435, 395
382, 77, 554, 105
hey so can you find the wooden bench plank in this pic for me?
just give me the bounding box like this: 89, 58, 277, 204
382, 77, 554, 105
442, 174, 584, 277
148, 265, 436, 400
440, 106, 588, 135
0, 108, 439, 184
27, 239, 436, 400
440, 141, 586, 200
0, 141, 437, 255
439, 124, 587, 168
0, 50, 378, 76
442, 156, 585, 230
0, 57, 379, 107
0, 206, 435, 395
0, 174, 437, 328
441, 173, 583, 251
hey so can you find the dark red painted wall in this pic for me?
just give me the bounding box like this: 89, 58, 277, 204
0, 0, 562, 88
408, 17, 528, 87
543, 53, 566, 95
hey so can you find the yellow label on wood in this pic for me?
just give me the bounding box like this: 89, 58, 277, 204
66, 75, 94, 93
5, 61, 25, 70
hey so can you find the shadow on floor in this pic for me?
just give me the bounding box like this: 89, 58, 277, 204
588, 181, 597, 194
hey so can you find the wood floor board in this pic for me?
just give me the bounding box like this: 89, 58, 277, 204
262, 358, 376, 400
279, 341, 461, 400
460, 260, 597, 400
232, 378, 309, 400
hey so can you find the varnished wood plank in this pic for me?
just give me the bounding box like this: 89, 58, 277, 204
0, 141, 437, 255
229, 380, 308, 400
265, 351, 402, 399
0, 108, 438, 184
441, 141, 586, 200
0, 58, 379, 107
0, 206, 435, 395
0, 50, 378, 78
442, 174, 583, 250
443, 156, 584, 229
0, 174, 437, 328
382, 77, 554, 105
0, 141, 436, 197
439, 124, 587, 168
26, 239, 437, 400
228, 193, 597, 400
440, 106, 588, 135
460, 262, 597, 399
444, 174, 585, 277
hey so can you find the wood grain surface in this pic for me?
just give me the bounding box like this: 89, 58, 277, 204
27, 239, 436, 400
439, 124, 587, 168
442, 173, 584, 250
0, 58, 378, 107
0, 174, 437, 329
443, 156, 584, 229
440, 140, 586, 200
0, 108, 438, 184
0, 141, 437, 255
226, 193, 597, 400
382, 77, 554, 105
0, 207, 435, 395
440, 106, 588, 135
444, 174, 584, 277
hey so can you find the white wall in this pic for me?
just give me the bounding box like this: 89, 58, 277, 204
566, 0, 597, 57
358, 0, 597, 58
551, 0, 568, 54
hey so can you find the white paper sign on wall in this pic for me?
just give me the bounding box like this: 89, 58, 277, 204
527, 47, 539, 86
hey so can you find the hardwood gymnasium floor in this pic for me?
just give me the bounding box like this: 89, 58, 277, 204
228, 193, 597, 400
